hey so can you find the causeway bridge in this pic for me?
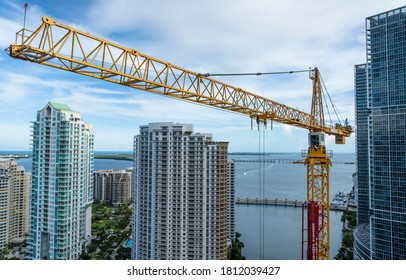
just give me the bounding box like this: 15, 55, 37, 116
235, 198, 349, 211
232, 159, 354, 165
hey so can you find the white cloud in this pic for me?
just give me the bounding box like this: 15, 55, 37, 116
0, 1, 47, 48
74, 86, 128, 95
2, 0, 404, 151
281, 124, 293, 135
0, 17, 21, 47
0, 122, 31, 150
80, 0, 377, 128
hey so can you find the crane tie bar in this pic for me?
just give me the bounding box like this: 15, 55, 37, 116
198, 69, 313, 77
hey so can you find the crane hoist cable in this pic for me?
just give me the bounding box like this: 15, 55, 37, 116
253, 117, 267, 259
258, 127, 263, 259
257, 123, 266, 260
263, 126, 266, 260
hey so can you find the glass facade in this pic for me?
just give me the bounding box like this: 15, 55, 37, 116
353, 223, 370, 260
355, 6, 406, 260
354, 64, 370, 225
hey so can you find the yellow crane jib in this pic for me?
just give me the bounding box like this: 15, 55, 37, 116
7, 16, 351, 139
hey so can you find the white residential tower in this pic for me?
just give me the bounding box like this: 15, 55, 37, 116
132, 123, 234, 260
29, 102, 93, 260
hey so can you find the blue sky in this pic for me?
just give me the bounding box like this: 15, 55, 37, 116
0, 0, 404, 152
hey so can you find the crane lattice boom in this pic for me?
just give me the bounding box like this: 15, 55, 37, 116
8, 16, 351, 139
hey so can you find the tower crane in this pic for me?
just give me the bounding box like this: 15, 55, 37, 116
7, 16, 352, 260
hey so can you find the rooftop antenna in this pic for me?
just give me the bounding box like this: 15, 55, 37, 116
22, 3, 28, 42
23, 3, 28, 29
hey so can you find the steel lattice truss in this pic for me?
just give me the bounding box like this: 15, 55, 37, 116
9, 17, 351, 138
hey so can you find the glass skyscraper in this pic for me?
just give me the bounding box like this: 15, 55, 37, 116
354, 64, 369, 225
29, 102, 94, 260
354, 6, 406, 259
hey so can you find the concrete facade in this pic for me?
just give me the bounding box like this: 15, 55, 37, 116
132, 123, 234, 260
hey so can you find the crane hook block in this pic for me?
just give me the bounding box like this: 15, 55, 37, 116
42, 16, 56, 25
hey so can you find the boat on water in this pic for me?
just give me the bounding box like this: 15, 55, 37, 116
331, 191, 348, 206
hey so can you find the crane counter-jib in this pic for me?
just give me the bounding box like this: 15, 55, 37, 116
7, 16, 351, 140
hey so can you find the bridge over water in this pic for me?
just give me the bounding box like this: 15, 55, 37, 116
235, 198, 350, 211
231, 159, 354, 165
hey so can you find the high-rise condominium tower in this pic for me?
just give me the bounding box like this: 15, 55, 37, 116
94, 169, 132, 205
29, 102, 94, 260
354, 6, 406, 259
132, 123, 234, 260
0, 159, 31, 250
227, 160, 235, 241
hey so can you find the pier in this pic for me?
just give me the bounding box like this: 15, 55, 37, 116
235, 198, 349, 211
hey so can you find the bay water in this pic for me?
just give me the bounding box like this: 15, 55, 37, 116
4, 151, 355, 260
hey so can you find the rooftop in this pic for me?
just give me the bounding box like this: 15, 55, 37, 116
48, 101, 74, 112
40, 102, 82, 117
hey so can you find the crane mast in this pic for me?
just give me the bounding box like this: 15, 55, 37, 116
7, 16, 352, 260
304, 69, 331, 260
